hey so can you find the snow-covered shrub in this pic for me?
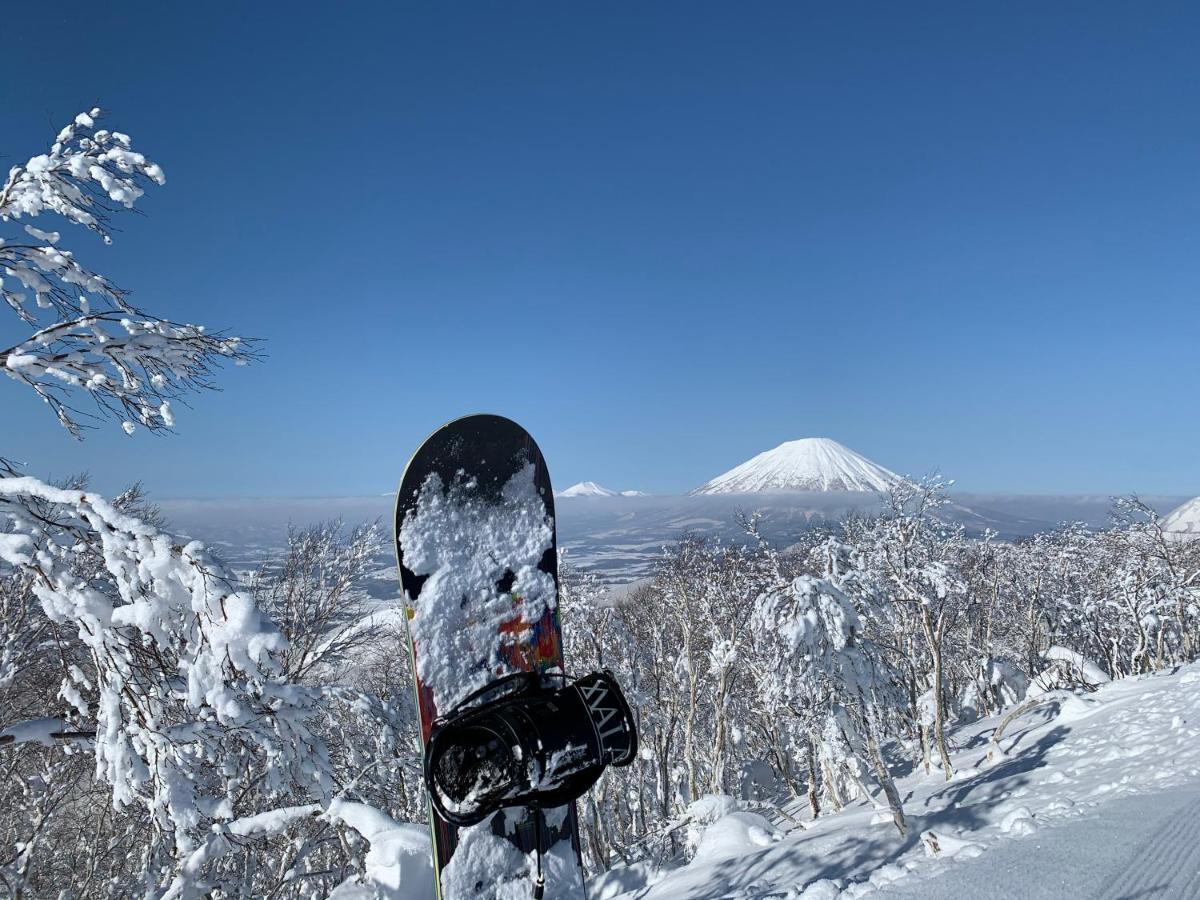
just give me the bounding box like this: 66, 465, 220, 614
682, 793, 740, 857
689, 811, 781, 864
958, 656, 1030, 722
325, 801, 434, 900
1035, 646, 1112, 693
842, 479, 969, 780
749, 558, 908, 834
0, 477, 320, 824
0, 469, 413, 897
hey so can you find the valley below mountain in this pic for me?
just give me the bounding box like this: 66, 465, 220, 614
159, 490, 1189, 589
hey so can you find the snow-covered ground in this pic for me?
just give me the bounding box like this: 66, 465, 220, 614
594, 662, 1200, 899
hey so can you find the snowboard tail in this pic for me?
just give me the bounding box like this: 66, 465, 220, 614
394, 414, 584, 899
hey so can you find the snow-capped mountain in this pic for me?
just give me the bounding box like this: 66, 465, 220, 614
691, 437, 901, 495
1163, 496, 1200, 538
556, 482, 648, 499
556, 481, 618, 498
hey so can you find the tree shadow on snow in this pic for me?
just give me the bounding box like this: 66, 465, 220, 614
642, 726, 1075, 899
919, 725, 1072, 826
1001, 701, 1067, 755
656, 826, 928, 900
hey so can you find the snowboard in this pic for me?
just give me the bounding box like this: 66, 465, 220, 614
394, 414, 586, 900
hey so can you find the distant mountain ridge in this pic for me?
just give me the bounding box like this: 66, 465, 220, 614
691, 437, 901, 495
557, 481, 617, 497
556, 481, 648, 498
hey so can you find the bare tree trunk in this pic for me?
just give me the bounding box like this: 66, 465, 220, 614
920, 607, 954, 779
635, 750, 649, 837
932, 653, 954, 780
865, 712, 907, 837
587, 799, 607, 873
1178, 594, 1194, 663
988, 698, 1043, 761
681, 624, 700, 804
655, 733, 673, 821
805, 737, 821, 820
821, 759, 844, 812
710, 666, 731, 794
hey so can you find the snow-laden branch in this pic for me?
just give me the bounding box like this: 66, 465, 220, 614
3, 312, 254, 437
1, 109, 256, 437
1, 108, 163, 244
0, 717, 94, 747
0, 474, 330, 854
162, 804, 323, 900
161, 799, 434, 900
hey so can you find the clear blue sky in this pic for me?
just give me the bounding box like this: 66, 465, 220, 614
4, 2, 1198, 497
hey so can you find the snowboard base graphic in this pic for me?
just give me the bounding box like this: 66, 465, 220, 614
394, 414, 585, 899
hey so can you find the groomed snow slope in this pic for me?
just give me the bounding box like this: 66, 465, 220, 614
692, 438, 901, 495
1163, 496, 1200, 538
594, 662, 1200, 899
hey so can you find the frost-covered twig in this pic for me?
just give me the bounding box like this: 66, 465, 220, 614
1, 109, 257, 437
249, 521, 384, 681
1, 108, 162, 244
3, 312, 255, 437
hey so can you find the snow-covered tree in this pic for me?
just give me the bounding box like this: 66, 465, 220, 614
749, 539, 907, 835
0, 112, 418, 899
1109, 497, 1200, 672
847, 479, 965, 779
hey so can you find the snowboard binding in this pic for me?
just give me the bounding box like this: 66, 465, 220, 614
424, 669, 637, 827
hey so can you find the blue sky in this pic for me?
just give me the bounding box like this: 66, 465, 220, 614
3, 2, 1199, 497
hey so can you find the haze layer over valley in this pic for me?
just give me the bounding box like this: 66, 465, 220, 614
158, 438, 1194, 587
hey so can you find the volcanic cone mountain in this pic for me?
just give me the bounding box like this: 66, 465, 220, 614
1163, 496, 1200, 538
691, 437, 901, 495
556, 481, 618, 498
